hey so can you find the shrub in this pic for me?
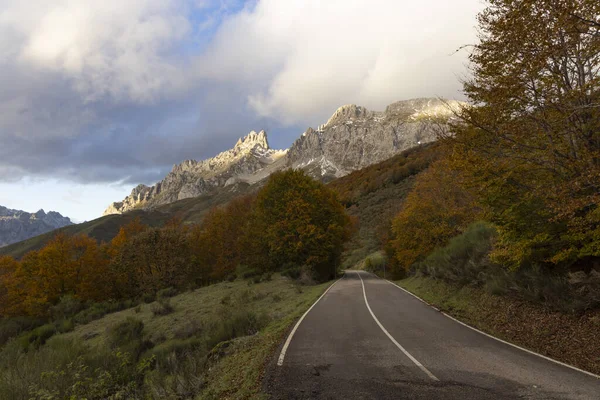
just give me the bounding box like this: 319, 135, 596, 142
107, 318, 144, 348
207, 310, 269, 348
18, 324, 57, 351
173, 320, 203, 340
416, 221, 497, 285
142, 293, 156, 304
73, 300, 138, 325
151, 299, 175, 317
50, 295, 84, 320
157, 287, 178, 300
54, 319, 75, 334
0, 316, 45, 347
362, 251, 388, 275
281, 264, 301, 280
237, 264, 261, 280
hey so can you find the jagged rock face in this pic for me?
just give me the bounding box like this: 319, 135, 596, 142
287, 98, 461, 179
104, 98, 462, 215
104, 130, 287, 214
0, 206, 72, 247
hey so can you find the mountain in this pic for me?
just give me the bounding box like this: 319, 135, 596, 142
104, 130, 286, 215
104, 98, 461, 215
0, 206, 72, 247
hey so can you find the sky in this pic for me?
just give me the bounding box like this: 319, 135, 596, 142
0, 0, 483, 222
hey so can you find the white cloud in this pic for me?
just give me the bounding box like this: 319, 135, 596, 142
199, 0, 482, 125
0, 0, 192, 104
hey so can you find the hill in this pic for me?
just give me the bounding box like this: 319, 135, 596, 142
0, 273, 332, 399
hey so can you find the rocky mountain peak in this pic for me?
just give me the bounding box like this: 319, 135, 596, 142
34, 209, 46, 219
235, 130, 269, 151
104, 98, 462, 216
103, 130, 286, 215
0, 206, 72, 247
325, 104, 371, 127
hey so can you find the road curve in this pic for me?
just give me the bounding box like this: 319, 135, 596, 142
264, 270, 600, 399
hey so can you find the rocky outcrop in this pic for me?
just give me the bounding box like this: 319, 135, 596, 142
104, 98, 463, 215
0, 207, 72, 247
287, 98, 462, 180
104, 130, 287, 214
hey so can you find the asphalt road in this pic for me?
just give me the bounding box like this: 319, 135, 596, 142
264, 270, 600, 399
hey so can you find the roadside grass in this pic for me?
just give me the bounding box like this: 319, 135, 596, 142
396, 276, 600, 376
0, 274, 331, 399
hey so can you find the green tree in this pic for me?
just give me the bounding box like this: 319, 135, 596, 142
246, 170, 352, 281
449, 0, 600, 270
389, 159, 480, 273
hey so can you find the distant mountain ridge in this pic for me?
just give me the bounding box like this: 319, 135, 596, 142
104, 98, 462, 215
0, 206, 72, 247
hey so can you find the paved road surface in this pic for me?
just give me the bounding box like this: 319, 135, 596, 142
264, 270, 600, 399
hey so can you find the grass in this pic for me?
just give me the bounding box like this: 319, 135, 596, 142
0, 274, 332, 399
396, 276, 600, 376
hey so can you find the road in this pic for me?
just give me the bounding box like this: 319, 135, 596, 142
264, 270, 600, 399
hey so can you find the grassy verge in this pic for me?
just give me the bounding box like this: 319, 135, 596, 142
396, 276, 600, 376
0, 275, 331, 399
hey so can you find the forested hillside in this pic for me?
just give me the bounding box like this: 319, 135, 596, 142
382, 0, 600, 314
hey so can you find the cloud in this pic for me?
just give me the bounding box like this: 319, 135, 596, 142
199, 0, 482, 125
0, 0, 482, 191
2, 0, 192, 103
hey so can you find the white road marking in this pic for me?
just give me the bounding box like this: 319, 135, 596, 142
356, 271, 439, 381
384, 277, 600, 380
277, 276, 343, 366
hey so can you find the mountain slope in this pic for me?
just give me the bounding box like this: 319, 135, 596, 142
105, 98, 461, 214
0, 207, 72, 247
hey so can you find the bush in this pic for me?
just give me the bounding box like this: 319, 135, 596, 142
50, 295, 84, 320
152, 299, 175, 317
157, 287, 178, 300
54, 319, 75, 334
0, 317, 46, 347
73, 299, 137, 325
416, 221, 497, 285
362, 251, 388, 275
236, 264, 261, 280
173, 320, 203, 340
142, 292, 156, 304
107, 318, 144, 348
18, 324, 57, 351
207, 310, 269, 348
281, 263, 301, 280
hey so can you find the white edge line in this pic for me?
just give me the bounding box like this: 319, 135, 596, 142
384, 277, 600, 380
277, 276, 343, 366
357, 271, 439, 381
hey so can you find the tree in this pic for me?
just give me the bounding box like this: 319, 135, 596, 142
388, 159, 481, 273
449, 0, 600, 270
191, 196, 254, 282
0, 256, 21, 317
247, 170, 352, 281
114, 225, 192, 296
106, 218, 149, 298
